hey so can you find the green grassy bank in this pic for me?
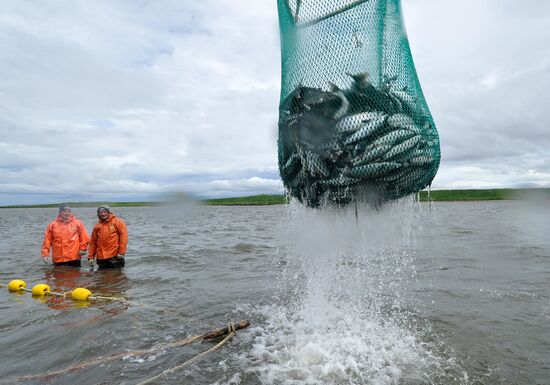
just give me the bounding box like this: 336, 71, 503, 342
207, 188, 550, 205
204, 194, 286, 206
418, 188, 550, 201
1, 189, 548, 208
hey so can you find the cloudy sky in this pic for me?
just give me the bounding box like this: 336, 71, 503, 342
1, 0, 549, 205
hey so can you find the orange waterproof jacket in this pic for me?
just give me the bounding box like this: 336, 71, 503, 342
41, 215, 90, 263
89, 214, 128, 260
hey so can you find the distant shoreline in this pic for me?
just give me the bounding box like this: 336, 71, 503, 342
1, 188, 548, 208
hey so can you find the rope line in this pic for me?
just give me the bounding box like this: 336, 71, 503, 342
15, 320, 249, 383
136, 323, 237, 385
90, 295, 129, 303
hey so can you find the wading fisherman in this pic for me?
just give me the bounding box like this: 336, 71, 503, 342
41, 205, 90, 267
88, 206, 128, 269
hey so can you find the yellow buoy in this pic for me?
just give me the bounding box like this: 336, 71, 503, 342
8, 279, 26, 292
32, 283, 51, 296
71, 287, 92, 301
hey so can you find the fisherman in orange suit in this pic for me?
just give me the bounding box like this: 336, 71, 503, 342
88, 206, 128, 269
41, 204, 90, 267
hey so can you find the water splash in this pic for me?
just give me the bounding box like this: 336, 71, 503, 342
233, 198, 463, 384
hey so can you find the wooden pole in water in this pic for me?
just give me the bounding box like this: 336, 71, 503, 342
136, 322, 243, 385
200, 320, 249, 340
15, 320, 250, 383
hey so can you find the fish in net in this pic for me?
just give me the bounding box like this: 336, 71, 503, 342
277, 0, 440, 207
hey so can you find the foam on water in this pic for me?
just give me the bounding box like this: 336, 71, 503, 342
231, 198, 467, 385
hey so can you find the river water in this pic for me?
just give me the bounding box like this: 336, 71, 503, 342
0, 200, 548, 385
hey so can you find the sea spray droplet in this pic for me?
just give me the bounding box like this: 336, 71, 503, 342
241, 201, 454, 384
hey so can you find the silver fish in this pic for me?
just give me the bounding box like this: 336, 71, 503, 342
389, 90, 417, 112
319, 176, 361, 187
402, 124, 421, 134
343, 115, 387, 145
346, 162, 401, 178
329, 83, 350, 120
407, 148, 429, 158
387, 92, 403, 111
305, 150, 330, 177
381, 135, 421, 161
296, 145, 306, 163
282, 153, 301, 176
317, 138, 342, 154
334, 111, 386, 134
375, 169, 412, 182
408, 156, 434, 166
286, 167, 307, 188
352, 144, 392, 165
387, 113, 415, 128
367, 129, 416, 149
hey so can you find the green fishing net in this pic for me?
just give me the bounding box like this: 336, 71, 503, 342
277, 0, 440, 207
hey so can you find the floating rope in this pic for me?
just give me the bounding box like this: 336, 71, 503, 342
16, 320, 250, 383
136, 323, 238, 385
90, 294, 129, 303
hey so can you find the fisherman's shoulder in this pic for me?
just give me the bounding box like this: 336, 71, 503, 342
113, 216, 127, 225
70, 216, 85, 225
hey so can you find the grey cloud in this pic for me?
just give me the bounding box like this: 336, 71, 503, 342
404, 0, 550, 189
1, 0, 549, 205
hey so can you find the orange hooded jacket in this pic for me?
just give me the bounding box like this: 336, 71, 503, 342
41, 215, 90, 263
89, 213, 128, 260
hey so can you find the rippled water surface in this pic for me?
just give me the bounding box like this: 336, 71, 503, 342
0, 200, 549, 385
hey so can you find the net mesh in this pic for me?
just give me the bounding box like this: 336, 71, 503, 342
277, 0, 440, 208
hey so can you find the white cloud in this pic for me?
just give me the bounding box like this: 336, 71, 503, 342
403, 0, 550, 190
1, 0, 549, 205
